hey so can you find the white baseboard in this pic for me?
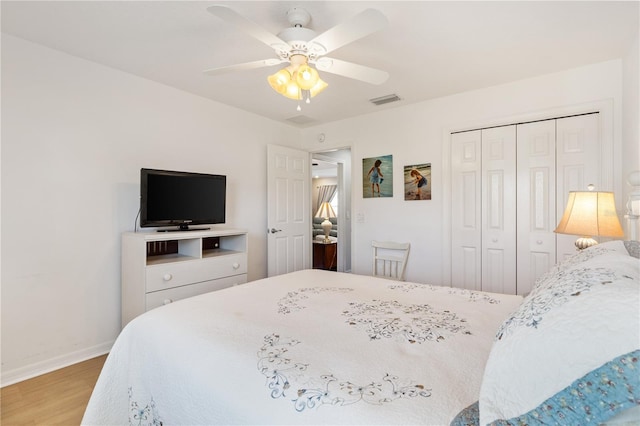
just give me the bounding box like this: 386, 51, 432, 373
1, 341, 114, 387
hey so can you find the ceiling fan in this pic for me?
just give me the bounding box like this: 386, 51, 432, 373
203, 5, 390, 105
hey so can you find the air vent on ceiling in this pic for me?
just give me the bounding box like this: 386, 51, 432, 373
286, 115, 317, 125
369, 94, 402, 106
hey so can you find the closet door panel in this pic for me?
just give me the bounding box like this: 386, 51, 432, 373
517, 120, 557, 295
556, 114, 600, 261
481, 126, 516, 294
451, 130, 482, 290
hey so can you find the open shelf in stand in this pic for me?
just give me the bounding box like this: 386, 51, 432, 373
146, 253, 197, 266
202, 248, 242, 259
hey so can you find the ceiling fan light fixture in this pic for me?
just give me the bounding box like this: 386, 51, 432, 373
268, 58, 326, 102
295, 64, 319, 90
267, 68, 291, 94
283, 79, 302, 100
309, 78, 328, 97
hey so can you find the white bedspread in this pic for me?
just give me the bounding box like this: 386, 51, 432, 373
82, 270, 522, 425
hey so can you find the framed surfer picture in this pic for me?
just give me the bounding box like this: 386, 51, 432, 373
362, 155, 393, 198
404, 163, 431, 200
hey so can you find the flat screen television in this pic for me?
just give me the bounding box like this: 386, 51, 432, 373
140, 168, 226, 231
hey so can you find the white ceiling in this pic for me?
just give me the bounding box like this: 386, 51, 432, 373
2, 1, 638, 128
312, 158, 338, 179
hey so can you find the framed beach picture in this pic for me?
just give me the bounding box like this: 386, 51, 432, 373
404, 163, 431, 200
362, 155, 393, 198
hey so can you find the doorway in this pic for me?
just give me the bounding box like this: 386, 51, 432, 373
311, 148, 352, 272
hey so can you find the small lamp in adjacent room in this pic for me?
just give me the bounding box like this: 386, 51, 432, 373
554, 188, 624, 250
315, 202, 336, 243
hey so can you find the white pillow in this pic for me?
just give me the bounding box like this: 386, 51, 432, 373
529, 240, 630, 295
479, 244, 640, 425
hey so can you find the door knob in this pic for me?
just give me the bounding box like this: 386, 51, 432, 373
269, 228, 282, 233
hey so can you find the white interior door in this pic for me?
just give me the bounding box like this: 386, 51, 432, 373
516, 120, 557, 295
267, 144, 311, 277
481, 126, 516, 294
451, 130, 482, 290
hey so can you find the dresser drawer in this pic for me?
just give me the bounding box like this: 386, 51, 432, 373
146, 274, 247, 311
146, 253, 247, 293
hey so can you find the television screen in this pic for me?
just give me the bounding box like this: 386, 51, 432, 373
140, 168, 226, 230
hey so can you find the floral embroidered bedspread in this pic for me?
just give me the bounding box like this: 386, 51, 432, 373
82, 269, 522, 425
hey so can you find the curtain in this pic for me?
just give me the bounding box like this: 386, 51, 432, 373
316, 184, 337, 213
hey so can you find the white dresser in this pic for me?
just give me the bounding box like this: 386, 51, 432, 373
121, 228, 248, 327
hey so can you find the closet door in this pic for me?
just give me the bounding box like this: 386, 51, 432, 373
481, 126, 516, 294
451, 130, 482, 290
516, 120, 557, 295
555, 114, 600, 261
451, 113, 601, 295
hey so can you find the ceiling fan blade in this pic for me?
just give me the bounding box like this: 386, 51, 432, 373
308, 9, 388, 55
207, 5, 288, 50
203, 59, 283, 76
315, 57, 389, 85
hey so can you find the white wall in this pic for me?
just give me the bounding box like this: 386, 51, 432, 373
301, 59, 628, 285
1, 35, 300, 384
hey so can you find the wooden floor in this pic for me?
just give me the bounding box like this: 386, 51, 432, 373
1, 355, 107, 426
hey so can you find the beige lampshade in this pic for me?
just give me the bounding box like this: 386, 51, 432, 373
555, 191, 624, 238
315, 202, 336, 219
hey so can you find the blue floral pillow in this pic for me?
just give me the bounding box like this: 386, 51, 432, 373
450, 401, 479, 426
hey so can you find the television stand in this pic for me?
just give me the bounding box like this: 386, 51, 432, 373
121, 228, 248, 328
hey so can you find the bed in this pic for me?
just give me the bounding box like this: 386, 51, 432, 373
82, 241, 640, 425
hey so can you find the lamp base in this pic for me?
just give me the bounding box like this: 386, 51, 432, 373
575, 236, 598, 250
321, 219, 332, 243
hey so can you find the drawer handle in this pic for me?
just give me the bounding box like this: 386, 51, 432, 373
536, 240, 543, 245
232, 262, 240, 269
163, 273, 173, 281
163, 299, 173, 305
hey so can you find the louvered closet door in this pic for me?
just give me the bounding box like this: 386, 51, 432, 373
516, 120, 557, 296
481, 126, 516, 294
451, 130, 482, 291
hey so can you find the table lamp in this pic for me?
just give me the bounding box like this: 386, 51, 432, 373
315, 202, 336, 243
554, 189, 624, 250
